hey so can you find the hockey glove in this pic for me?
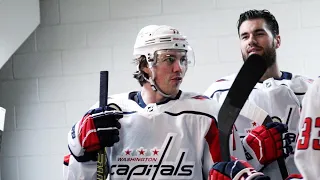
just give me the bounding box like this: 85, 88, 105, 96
209, 160, 270, 180
286, 174, 303, 180
243, 122, 293, 166
78, 103, 123, 152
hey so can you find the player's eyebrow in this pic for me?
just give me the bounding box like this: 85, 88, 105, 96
253, 29, 266, 34
240, 32, 248, 37
240, 29, 266, 37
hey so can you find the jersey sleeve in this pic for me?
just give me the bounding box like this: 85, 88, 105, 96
63, 102, 101, 180
294, 78, 320, 180
203, 117, 221, 178
201, 98, 226, 179
63, 154, 98, 180
290, 75, 314, 105
63, 120, 99, 180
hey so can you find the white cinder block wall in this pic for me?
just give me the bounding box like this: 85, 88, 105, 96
0, 0, 320, 179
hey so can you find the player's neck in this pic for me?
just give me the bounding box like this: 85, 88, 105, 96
141, 83, 178, 104
260, 63, 282, 81
140, 84, 164, 104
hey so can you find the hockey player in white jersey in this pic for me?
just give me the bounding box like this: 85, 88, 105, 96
204, 9, 312, 179
63, 24, 287, 180
288, 77, 320, 180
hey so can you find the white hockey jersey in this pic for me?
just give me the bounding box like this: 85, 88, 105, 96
295, 77, 320, 180
204, 71, 313, 179
64, 91, 229, 180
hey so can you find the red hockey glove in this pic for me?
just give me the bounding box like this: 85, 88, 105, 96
243, 122, 293, 165
78, 103, 123, 152
286, 174, 303, 180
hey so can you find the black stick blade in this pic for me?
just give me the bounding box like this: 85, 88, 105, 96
218, 54, 268, 161
228, 54, 268, 108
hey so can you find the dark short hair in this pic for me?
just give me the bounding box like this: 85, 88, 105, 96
133, 56, 149, 86
237, 9, 279, 37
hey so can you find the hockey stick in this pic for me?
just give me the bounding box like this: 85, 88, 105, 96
240, 101, 289, 179
97, 71, 109, 180
0, 107, 5, 154
218, 54, 267, 162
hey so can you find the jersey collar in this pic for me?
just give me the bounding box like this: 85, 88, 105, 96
277, 71, 292, 80
129, 90, 182, 108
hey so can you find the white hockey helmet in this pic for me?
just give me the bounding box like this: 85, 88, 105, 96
133, 25, 195, 67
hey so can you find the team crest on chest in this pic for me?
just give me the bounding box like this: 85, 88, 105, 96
110, 133, 195, 179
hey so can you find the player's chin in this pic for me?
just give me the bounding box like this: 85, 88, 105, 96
169, 80, 183, 88
167, 83, 181, 94
167, 88, 180, 96
170, 78, 183, 84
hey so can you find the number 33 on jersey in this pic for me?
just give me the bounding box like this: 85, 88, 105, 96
297, 117, 320, 150
295, 78, 320, 180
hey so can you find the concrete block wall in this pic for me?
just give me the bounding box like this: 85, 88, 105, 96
1, 0, 320, 179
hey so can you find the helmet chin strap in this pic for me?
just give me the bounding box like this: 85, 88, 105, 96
149, 78, 172, 98
143, 69, 172, 98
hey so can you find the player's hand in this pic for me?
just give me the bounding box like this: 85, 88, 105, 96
78, 103, 123, 152
243, 122, 293, 165
209, 160, 270, 180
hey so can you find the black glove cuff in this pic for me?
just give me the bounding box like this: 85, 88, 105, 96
68, 145, 98, 162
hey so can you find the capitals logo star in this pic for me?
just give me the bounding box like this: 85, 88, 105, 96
252, 121, 257, 127
124, 149, 132, 155
136, 147, 147, 155
151, 147, 160, 156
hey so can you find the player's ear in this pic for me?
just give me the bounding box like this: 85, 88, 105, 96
142, 66, 151, 77
275, 35, 281, 49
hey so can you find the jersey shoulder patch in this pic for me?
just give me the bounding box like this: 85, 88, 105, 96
181, 92, 210, 100
204, 74, 236, 98
192, 95, 210, 100
215, 74, 236, 82
178, 92, 219, 113
216, 78, 227, 82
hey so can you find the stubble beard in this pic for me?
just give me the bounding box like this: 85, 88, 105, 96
242, 43, 277, 68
